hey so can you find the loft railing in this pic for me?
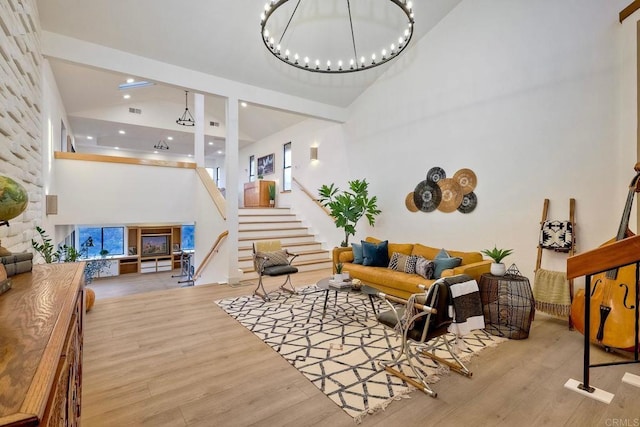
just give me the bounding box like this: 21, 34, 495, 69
196, 167, 226, 220
54, 151, 197, 169
193, 230, 229, 281
292, 177, 331, 217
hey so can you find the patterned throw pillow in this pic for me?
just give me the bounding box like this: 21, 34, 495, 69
256, 250, 289, 267
388, 252, 418, 274
415, 256, 435, 279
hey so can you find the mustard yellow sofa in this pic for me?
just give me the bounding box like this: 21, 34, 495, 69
332, 237, 492, 300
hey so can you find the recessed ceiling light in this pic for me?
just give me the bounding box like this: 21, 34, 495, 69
115, 147, 119, 150
126, 78, 135, 84
217, 150, 223, 154
123, 94, 131, 99
119, 130, 126, 134
86, 136, 93, 140
241, 102, 247, 108
208, 141, 214, 146
167, 136, 173, 141
154, 150, 159, 154
188, 154, 192, 157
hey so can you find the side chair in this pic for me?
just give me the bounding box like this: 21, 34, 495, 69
376, 279, 472, 398
252, 239, 299, 301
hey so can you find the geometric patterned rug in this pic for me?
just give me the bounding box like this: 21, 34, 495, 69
215, 285, 505, 422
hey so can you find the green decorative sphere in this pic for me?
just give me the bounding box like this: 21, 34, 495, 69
0, 176, 28, 222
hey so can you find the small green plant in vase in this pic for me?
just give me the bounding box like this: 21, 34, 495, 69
268, 183, 276, 207
334, 262, 348, 281
481, 246, 513, 276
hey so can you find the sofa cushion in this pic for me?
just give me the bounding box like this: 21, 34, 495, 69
415, 256, 435, 279
362, 240, 389, 267
433, 250, 462, 278
365, 237, 413, 258
343, 263, 429, 291
411, 243, 441, 260
351, 242, 364, 264
388, 252, 418, 274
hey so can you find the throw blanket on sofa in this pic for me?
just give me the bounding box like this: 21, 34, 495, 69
439, 275, 485, 337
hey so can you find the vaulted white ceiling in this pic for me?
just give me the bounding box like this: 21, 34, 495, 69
36, 0, 462, 157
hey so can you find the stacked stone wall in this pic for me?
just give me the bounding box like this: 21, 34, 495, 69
0, 0, 42, 252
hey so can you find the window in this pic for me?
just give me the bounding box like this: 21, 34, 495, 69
283, 142, 292, 191
78, 226, 124, 258
181, 225, 195, 250
249, 155, 256, 181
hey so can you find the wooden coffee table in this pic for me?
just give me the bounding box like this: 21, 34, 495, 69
316, 277, 379, 316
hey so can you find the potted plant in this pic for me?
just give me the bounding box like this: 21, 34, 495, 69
268, 183, 276, 207
318, 179, 381, 247
481, 246, 514, 276
333, 262, 345, 282
32, 226, 61, 263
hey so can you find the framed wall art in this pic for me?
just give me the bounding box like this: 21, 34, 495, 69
257, 153, 275, 176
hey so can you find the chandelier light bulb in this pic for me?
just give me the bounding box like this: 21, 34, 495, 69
304, 56, 309, 67
263, 29, 269, 39
407, 1, 413, 10
338, 60, 343, 70
326, 60, 331, 70
260, 12, 266, 22
391, 43, 396, 53
276, 44, 281, 54
269, 37, 274, 48
349, 59, 355, 69
285, 49, 290, 59
315, 59, 320, 70
381, 49, 387, 59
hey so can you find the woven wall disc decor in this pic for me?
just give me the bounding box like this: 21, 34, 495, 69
406, 166, 478, 214
426, 167, 446, 183
437, 178, 463, 213
413, 180, 442, 212
405, 192, 419, 212
453, 168, 477, 194
457, 192, 477, 213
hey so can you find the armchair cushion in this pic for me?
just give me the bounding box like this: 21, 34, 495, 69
263, 264, 298, 276
256, 250, 289, 268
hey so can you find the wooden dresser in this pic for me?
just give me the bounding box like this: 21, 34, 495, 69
0, 263, 85, 427
244, 180, 275, 207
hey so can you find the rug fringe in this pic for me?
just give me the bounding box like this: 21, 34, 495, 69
353, 388, 413, 424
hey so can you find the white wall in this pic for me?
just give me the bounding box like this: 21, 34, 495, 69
52, 159, 196, 225
243, 0, 634, 281
343, 0, 632, 279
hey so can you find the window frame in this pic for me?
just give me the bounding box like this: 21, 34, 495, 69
283, 141, 292, 191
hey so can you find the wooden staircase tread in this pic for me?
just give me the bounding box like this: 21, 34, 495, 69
239, 226, 308, 232
238, 242, 323, 251
239, 250, 330, 262
238, 234, 314, 241
239, 220, 302, 224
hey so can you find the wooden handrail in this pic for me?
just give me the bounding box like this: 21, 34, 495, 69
292, 177, 332, 217
620, 1, 640, 23
196, 167, 226, 220
193, 230, 229, 280
566, 234, 640, 279
54, 151, 197, 169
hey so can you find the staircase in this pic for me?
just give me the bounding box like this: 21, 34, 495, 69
238, 207, 332, 279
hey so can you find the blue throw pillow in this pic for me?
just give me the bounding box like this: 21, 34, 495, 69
351, 242, 364, 264
362, 240, 389, 267
436, 248, 450, 259
433, 257, 462, 278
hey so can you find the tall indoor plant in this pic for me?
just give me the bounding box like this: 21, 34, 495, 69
318, 179, 381, 247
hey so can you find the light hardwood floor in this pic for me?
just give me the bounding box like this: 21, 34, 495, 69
83, 270, 640, 426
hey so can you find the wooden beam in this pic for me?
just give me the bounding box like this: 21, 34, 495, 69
620, 1, 640, 23
54, 151, 197, 169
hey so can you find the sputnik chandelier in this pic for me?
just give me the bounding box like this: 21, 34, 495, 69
260, 0, 415, 74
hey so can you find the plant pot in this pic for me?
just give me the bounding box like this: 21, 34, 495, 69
490, 262, 506, 276
334, 273, 348, 281
269, 200, 275, 207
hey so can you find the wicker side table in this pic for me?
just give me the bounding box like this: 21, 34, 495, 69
478, 273, 536, 339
